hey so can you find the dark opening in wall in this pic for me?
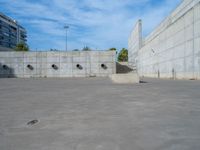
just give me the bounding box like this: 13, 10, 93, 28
76, 64, 83, 70
27, 64, 34, 70
2, 65, 8, 70
52, 64, 58, 70
101, 64, 107, 70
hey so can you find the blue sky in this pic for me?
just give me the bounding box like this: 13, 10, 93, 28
0, 0, 182, 51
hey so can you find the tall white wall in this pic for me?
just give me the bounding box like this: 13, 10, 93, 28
129, 0, 200, 79
128, 20, 142, 68
0, 51, 116, 78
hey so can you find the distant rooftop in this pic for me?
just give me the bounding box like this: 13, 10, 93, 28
0, 12, 26, 31
0, 12, 18, 25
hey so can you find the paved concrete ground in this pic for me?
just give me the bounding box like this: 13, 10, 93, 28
0, 77, 200, 150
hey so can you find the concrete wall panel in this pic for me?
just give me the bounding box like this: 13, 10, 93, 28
128, 20, 142, 68
194, 20, 200, 38
129, 0, 200, 80
0, 51, 116, 78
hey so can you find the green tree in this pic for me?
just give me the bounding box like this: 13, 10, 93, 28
109, 48, 117, 51
15, 43, 29, 51
82, 46, 91, 51
118, 48, 128, 62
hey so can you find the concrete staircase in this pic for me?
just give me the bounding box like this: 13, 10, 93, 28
116, 62, 136, 74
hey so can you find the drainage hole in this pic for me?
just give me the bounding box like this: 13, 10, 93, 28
27, 119, 39, 126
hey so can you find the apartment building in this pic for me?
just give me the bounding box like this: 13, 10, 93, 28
0, 12, 27, 51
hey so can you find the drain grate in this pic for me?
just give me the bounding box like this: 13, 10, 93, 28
27, 119, 39, 126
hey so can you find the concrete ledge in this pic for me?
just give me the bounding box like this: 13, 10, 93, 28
109, 73, 139, 84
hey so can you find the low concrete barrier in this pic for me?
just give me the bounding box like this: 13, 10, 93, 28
109, 73, 139, 84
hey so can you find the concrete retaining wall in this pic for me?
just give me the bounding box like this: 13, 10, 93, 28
0, 51, 116, 78
128, 0, 200, 80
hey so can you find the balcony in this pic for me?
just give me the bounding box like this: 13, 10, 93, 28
10, 25, 17, 31
20, 38, 27, 42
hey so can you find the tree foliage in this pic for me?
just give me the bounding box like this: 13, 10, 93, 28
15, 43, 29, 51
118, 48, 128, 62
82, 46, 91, 51
109, 48, 117, 51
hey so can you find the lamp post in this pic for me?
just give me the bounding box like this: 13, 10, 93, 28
64, 25, 69, 51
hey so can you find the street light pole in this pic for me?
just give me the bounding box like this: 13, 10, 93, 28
64, 25, 69, 51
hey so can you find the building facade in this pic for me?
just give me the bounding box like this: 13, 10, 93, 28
0, 12, 27, 51
128, 0, 200, 80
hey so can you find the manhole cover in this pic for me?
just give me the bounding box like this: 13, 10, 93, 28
27, 119, 39, 125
